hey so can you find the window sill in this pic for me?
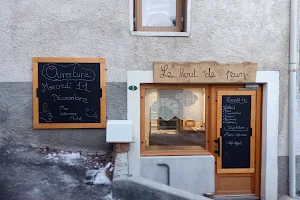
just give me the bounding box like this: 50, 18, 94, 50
130, 31, 190, 37
140, 150, 211, 157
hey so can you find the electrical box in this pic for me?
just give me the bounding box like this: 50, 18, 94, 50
106, 120, 133, 143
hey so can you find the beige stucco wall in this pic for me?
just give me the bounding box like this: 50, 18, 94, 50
0, 0, 299, 155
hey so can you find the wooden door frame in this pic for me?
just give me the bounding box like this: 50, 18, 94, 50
209, 84, 262, 197
139, 83, 262, 196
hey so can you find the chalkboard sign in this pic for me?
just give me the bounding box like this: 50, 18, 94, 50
33, 58, 106, 129
221, 95, 251, 168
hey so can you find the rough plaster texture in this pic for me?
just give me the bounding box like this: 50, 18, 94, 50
140, 156, 215, 196
0, 0, 292, 82
278, 156, 300, 198
0, 0, 299, 156
0, 82, 126, 152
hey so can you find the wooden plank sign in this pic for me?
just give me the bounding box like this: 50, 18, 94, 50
32, 57, 106, 129
153, 61, 257, 83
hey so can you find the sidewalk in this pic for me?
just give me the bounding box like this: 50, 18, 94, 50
0, 143, 115, 200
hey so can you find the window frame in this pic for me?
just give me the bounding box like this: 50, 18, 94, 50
140, 84, 210, 156
134, 0, 184, 32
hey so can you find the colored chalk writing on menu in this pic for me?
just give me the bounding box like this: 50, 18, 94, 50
36, 61, 103, 125
221, 95, 252, 168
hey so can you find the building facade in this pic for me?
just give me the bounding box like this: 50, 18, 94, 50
0, 0, 299, 199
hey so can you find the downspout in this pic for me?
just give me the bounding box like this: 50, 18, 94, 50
289, 0, 297, 197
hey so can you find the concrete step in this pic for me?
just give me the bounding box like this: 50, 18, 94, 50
214, 195, 260, 200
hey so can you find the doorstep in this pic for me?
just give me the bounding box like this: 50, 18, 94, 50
214, 195, 260, 200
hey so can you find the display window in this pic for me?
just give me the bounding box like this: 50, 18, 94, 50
140, 84, 209, 156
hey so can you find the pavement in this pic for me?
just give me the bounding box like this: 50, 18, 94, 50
279, 195, 300, 200
0, 143, 115, 200
2, 144, 297, 200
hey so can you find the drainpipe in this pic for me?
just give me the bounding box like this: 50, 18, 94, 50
289, 0, 297, 197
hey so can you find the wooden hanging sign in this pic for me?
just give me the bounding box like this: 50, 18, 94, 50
153, 61, 257, 83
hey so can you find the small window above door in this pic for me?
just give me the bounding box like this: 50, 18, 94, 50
131, 0, 191, 37
136, 0, 182, 32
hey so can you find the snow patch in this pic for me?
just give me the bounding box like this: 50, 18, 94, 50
25, 187, 41, 196
59, 152, 81, 164
45, 152, 84, 165
101, 192, 121, 200
85, 162, 112, 185
102, 192, 113, 200
15, 147, 28, 153
45, 153, 59, 161
60, 174, 80, 187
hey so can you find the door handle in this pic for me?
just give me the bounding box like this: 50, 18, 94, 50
214, 138, 220, 156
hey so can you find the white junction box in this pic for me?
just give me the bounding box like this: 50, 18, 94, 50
106, 120, 133, 143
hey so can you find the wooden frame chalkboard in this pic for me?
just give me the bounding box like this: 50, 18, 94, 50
32, 57, 106, 129
216, 90, 256, 174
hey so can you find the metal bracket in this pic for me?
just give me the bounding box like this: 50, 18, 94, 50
238, 83, 259, 91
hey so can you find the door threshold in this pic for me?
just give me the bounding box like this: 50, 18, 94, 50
214, 195, 260, 200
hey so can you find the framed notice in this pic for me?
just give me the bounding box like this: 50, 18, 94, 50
32, 57, 106, 129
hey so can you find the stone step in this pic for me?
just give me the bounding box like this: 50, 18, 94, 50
214, 195, 260, 200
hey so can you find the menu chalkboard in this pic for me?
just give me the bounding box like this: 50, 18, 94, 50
33, 58, 106, 129
221, 95, 251, 168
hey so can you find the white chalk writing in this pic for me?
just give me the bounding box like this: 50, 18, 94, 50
41, 63, 96, 81
85, 108, 98, 118
226, 141, 243, 146
51, 93, 87, 103
42, 81, 72, 92
59, 105, 82, 121
76, 82, 90, 92
39, 103, 53, 122
225, 96, 248, 104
